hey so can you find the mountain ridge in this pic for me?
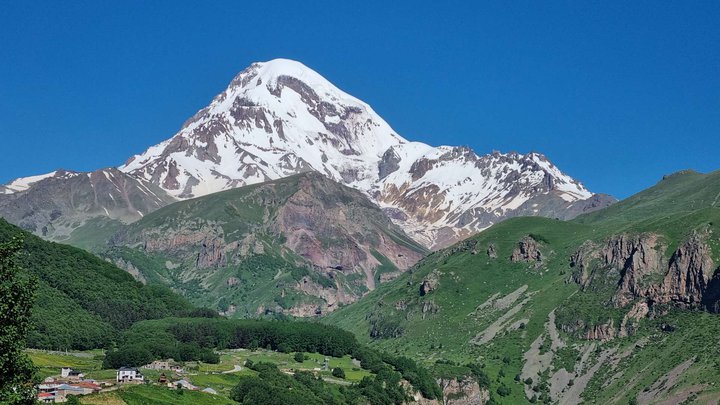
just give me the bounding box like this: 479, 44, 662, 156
1, 58, 614, 249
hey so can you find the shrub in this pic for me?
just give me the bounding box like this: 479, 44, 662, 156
332, 367, 345, 379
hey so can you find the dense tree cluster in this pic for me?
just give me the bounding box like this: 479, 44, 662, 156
0, 219, 208, 351
105, 317, 441, 399
0, 236, 38, 404
232, 362, 409, 405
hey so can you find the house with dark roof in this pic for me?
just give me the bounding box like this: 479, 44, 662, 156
116, 367, 144, 383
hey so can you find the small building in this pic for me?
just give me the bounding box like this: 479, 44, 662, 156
158, 373, 169, 384
117, 367, 144, 383
143, 359, 184, 373
174, 379, 198, 390
54, 384, 86, 401
144, 360, 170, 370
72, 381, 102, 393
61, 367, 84, 381
37, 392, 55, 403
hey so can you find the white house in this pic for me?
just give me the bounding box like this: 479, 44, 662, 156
116, 367, 144, 383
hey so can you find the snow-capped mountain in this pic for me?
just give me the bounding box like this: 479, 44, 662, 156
119, 58, 612, 248
120, 59, 405, 199
2, 59, 613, 249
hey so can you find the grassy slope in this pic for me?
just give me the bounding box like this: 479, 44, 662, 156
325, 169, 720, 403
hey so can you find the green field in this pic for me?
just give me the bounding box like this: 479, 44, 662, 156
29, 347, 372, 402
78, 385, 235, 405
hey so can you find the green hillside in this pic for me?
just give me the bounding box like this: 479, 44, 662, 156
100, 173, 427, 317
325, 170, 720, 404
0, 218, 202, 351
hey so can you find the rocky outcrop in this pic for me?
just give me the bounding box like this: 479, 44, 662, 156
421, 300, 440, 318
657, 232, 715, 306
112, 258, 147, 284
619, 301, 649, 338
487, 243, 497, 259
579, 319, 616, 342
511, 236, 543, 263
569, 233, 665, 305
420, 270, 440, 296
569, 241, 600, 288
409, 377, 488, 405
196, 237, 227, 268
566, 231, 718, 340
607, 234, 664, 307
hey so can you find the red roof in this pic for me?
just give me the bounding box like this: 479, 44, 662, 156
38, 393, 54, 398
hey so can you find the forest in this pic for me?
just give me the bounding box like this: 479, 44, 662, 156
0, 219, 213, 350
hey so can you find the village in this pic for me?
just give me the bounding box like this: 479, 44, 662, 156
36, 360, 216, 403
30, 348, 365, 403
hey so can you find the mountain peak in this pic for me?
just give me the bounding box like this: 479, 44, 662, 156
240, 58, 330, 86
110, 59, 612, 248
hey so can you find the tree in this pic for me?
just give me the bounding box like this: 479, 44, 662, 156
496, 384, 511, 397
294, 352, 305, 363
332, 367, 345, 379
0, 237, 38, 404
66, 396, 81, 405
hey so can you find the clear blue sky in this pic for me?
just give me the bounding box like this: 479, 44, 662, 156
1, 1, 718, 198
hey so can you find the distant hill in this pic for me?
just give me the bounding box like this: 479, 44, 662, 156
103, 172, 428, 317
324, 169, 720, 403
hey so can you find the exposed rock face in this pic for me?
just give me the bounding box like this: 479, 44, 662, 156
607, 234, 664, 307
658, 232, 715, 306
511, 236, 543, 263
413, 377, 488, 405
569, 240, 600, 287
487, 243, 497, 259
420, 270, 440, 296
569, 233, 665, 305
562, 319, 616, 341
196, 238, 227, 268
619, 301, 649, 338
112, 257, 147, 284
566, 231, 719, 340
584, 319, 616, 342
